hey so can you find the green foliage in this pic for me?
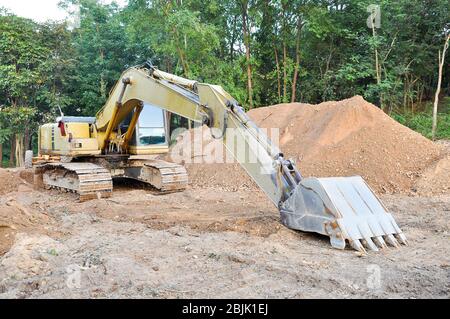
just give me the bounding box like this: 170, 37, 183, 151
0, 15, 50, 107
392, 111, 450, 139
1, 106, 37, 134
392, 97, 450, 139
305, 6, 334, 40
0, 109, 12, 144
46, 248, 59, 256
60, 0, 130, 116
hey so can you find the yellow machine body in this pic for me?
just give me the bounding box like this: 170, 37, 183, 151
38, 122, 100, 156
38, 110, 171, 157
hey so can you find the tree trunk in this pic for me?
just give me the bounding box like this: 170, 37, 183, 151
176, 44, 189, 77
97, 24, 107, 100
100, 76, 106, 100
15, 133, 24, 167
403, 75, 408, 112
282, 42, 287, 102
241, 1, 253, 108
371, 18, 382, 109
24, 127, 31, 153
9, 135, 15, 167
419, 84, 424, 105
432, 35, 450, 140
0, 143, 2, 168
274, 47, 281, 103
230, 15, 238, 61
173, 26, 190, 77
291, 18, 303, 102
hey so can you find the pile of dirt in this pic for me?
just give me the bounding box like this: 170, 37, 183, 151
165, 125, 256, 191
173, 96, 443, 194
0, 170, 54, 255
413, 141, 450, 195
0, 198, 54, 255
0, 169, 21, 195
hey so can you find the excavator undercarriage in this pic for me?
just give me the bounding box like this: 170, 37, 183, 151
34, 156, 188, 201
34, 162, 113, 201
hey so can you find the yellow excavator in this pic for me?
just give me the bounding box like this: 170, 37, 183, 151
31, 61, 407, 253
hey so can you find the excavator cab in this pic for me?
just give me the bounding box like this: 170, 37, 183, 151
120, 103, 192, 156
120, 104, 169, 155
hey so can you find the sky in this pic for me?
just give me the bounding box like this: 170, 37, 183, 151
0, 0, 127, 22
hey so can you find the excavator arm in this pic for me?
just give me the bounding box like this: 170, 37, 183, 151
94, 62, 407, 253
94, 63, 289, 204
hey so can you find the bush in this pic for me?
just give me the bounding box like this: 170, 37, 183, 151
392, 111, 450, 140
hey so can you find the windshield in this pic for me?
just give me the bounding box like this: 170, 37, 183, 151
137, 104, 167, 146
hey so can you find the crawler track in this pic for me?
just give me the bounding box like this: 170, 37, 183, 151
143, 160, 188, 192
37, 162, 113, 201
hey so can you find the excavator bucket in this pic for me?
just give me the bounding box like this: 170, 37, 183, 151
279, 176, 407, 252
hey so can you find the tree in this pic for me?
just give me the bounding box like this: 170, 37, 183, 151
432, 34, 449, 140
0, 106, 36, 167
0, 106, 12, 167
240, 0, 254, 108
0, 14, 50, 165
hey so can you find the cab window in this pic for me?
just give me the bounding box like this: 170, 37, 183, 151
136, 104, 167, 146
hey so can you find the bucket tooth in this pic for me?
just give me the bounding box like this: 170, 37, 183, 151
384, 234, 400, 247
279, 175, 406, 253
362, 238, 379, 251
395, 233, 408, 245
350, 240, 366, 253
373, 236, 387, 249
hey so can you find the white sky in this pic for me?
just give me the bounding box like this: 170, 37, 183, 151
0, 0, 127, 22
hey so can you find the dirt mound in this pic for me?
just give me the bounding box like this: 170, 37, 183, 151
18, 169, 34, 184
0, 169, 21, 195
413, 141, 450, 195
164, 126, 257, 191
0, 197, 54, 255
0, 233, 65, 281
0, 170, 55, 255
177, 96, 442, 194
414, 155, 450, 195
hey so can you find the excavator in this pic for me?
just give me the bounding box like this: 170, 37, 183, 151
30, 61, 407, 253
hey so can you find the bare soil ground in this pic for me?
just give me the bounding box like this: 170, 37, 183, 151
0, 173, 448, 299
